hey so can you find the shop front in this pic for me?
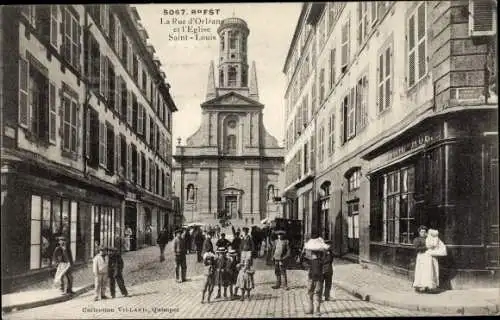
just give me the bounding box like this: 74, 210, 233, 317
1, 160, 123, 293
363, 112, 499, 289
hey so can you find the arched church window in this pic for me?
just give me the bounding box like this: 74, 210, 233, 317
228, 67, 237, 87
229, 31, 238, 49
267, 185, 276, 201
221, 35, 225, 50
227, 135, 237, 154
242, 69, 248, 87
219, 69, 224, 87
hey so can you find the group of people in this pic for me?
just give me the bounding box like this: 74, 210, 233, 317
92, 246, 129, 301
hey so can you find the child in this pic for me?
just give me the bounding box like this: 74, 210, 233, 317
108, 247, 128, 298
214, 247, 231, 300
92, 246, 109, 301
425, 229, 440, 249
322, 240, 334, 301
305, 249, 325, 315
227, 248, 239, 299
235, 259, 255, 301
201, 252, 216, 303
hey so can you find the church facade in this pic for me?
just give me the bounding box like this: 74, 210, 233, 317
173, 17, 284, 226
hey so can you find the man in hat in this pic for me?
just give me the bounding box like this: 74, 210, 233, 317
215, 233, 231, 249
93, 246, 109, 301
322, 240, 334, 301
173, 228, 187, 282
240, 227, 254, 266
108, 247, 128, 298
157, 226, 169, 262
272, 230, 290, 290
52, 235, 74, 295
214, 247, 230, 299
202, 231, 214, 255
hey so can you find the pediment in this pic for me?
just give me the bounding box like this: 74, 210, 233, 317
202, 92, 263, 107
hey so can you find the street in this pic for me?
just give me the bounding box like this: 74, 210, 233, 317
4, 246, 432, 319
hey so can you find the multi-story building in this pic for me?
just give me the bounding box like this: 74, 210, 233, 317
283, 1, 497, 289
0, 5, 177, 292
173, 17, 284, 227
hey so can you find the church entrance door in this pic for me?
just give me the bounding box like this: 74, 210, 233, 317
225, 196, 238, 219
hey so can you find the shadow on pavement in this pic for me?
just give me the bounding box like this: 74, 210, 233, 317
249, 293, 277, 301
326, 307, 376, 313
126, 291, 160, 298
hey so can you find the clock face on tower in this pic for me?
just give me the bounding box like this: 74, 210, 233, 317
228, 120, 237, 128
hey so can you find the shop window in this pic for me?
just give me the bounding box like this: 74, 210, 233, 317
91, 205, 115, 256
30, 196, 79, 270
383, 166, 415, 244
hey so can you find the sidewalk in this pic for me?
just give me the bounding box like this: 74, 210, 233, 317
2, 245, 163, 313
331, 260, 500, 315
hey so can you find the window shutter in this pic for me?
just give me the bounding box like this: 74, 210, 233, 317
347, 17, 351, 64
58, 89, 64, 140
127, 90, 132, 125
105, 57, 110, 101
137, 152, 142, 186
145, 113, 150, 144
138, 104, 144, 134
77, 24, 82, 72
145, 158, 150, 189
115, 74, 120, 112
469, 0, 497, 36
378, 53, 384, 113
85, 108, 90, 158
387, 46, 393, 109
350, 87, 356, 136
115, 134, 120, 175
60, 7, 66, 59
49, 82, 57, 144
99, 53, 105, 97
100, 5, 107, 35
357, 2, 363, 45
19, 57, 29, 128
340, 100, 345, 145
75, 103, 81, 151
371, 2, 378, 25
99, 121, 104, 165
126, 143, 131, 180
50, 5, 58, 48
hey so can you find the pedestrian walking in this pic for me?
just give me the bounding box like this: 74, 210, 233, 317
195, 229, 205, 263
108, 247, 128, 298
202, 232, 214, 255
92, 246, 109, 301
303, 237, 330, 315
174, 229, 187, 283
215, 233, 231, 249
235, 259, 255, 301
157, 226, 169, 262
184, 228, 192, 254
271, 230, 290, 290
52, 236, 74, 295
214, 247, 231, 300
322, 240, 334, 301
240, 227, 254, 266
201, 252, 217, 304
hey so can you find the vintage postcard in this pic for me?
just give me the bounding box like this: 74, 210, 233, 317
1, 2, 498, 319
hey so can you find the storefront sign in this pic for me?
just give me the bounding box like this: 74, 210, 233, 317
388, 130, 442, 161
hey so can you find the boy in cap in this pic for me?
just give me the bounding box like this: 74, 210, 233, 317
240, 227, 254, 266
227, 247, 239, 299
214, 247, 230, 300
93, 246, 109, 301
322, 240, 334, 301
174, 228, 187, 283
52, 235, 74, 295
108, 247, 128, 298
272, 230, 290, 290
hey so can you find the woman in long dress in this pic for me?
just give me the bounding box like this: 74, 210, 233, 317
413, 226, 446, 293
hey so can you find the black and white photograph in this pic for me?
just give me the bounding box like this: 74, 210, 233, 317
0, 2, 498, 318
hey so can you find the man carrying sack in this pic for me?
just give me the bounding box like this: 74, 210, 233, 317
53, 235, 74, 295
271, 230, 290, 290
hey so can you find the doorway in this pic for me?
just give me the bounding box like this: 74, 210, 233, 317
484, 142, 499, 268
347, 201, 359, 255
125, 204, 137, 251
225, 195, 238, 219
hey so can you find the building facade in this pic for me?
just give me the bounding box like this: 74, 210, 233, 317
173, 17, 284, 227
283, 1, 498, 289
0, 5, 177, 292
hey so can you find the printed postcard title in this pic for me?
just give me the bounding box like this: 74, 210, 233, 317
160, 8, 222, 41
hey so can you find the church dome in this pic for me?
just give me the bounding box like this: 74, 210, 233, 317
217, 17, 249, 34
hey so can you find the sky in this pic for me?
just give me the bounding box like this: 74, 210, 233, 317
135, 3, 302, 148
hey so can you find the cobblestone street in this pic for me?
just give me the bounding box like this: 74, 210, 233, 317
4, 249, 432, 319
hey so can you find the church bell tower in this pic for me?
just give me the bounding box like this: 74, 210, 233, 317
217, 18, 249, 88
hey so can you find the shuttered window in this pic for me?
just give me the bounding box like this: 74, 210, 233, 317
340, 17, 350, 73
328, 111, 335, 156
61, 7, 81, 70
407, 2, 427, 88
62, 93, 78, 153
319, 68, 325, 102
329, 48, 336, 89
378, 42, 393, 113
98, 121, 106, 167
19, 57, 29, 128
469, 0, 497, 36
50, 5, 59, 48
138, 103, 144, 134
49, 82, 57, 144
